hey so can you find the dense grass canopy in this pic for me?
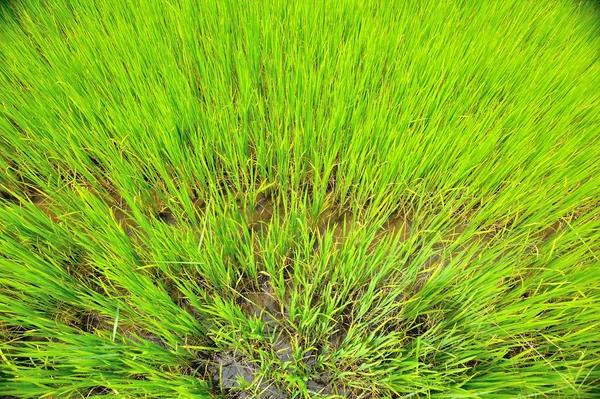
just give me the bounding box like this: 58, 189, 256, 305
1, 0, 599, 397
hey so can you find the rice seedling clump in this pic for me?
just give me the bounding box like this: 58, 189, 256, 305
1, 0, 600, 398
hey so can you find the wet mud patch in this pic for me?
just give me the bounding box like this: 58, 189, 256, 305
239, 289, 281, 323
0, 188, 19, 204
1, 325, 48, 344
365, 211, 414, 255
143, 189, 182, 227
305, 374, 336, 397
65, 257, 110, 295
539, 220, 566, 243
386, 215, 411, 239
156, 207, 178, 226
71, 310, 112, 334
208, 351, 289, 399
82, 385, 112, 396
106, 192, 139, 236
404, 312, 441, 339
31, 194, 61, 222
124, 331, 169, 350
246, 194, 286, 236
313, 205, 415, 255
312, 206, 358, 252
212, 351, 257, 390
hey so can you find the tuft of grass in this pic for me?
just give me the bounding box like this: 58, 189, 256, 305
1, 0, 599, 397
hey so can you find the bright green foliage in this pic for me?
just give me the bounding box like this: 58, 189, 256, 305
1, 0, 599, 398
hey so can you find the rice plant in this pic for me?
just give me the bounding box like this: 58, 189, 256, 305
1, 0, 599, 397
